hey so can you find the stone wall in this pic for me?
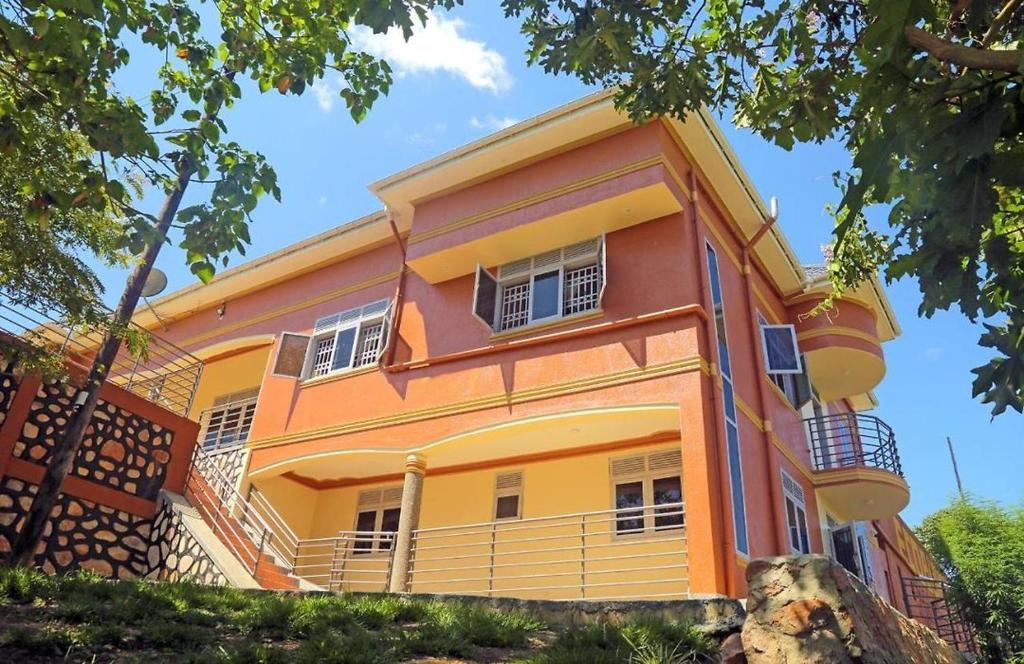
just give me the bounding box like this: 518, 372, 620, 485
0, 371, 201, 584
740, 555, 966, 664
0, 476, 153, 579
146, 494, 227, 586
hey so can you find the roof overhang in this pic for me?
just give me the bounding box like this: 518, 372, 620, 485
371, 89, 808, 296
135, 210, 396, 329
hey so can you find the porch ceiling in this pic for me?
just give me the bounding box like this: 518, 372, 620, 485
248, 404, 681, 484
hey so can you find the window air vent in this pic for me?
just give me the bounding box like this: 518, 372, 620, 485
648, 449, 683, 472
564, 238, 600, 261
495, 471, 523, 491
381, 486, 404, 504
357, 489, 382, 508
533, 249, 562, 270
499, 258, 532, 279
611, 455, 646, 477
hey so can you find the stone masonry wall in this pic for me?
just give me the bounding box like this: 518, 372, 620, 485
741, 555, 966, 664
146, 494, 227, 586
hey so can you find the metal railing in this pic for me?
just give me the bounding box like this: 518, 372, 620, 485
0, 294, 203, 417
901, 574, 978, 656
804, 413, 903, 476
291, 532, 396, 591
184, 446, 289, 576
406, 501, 688, 601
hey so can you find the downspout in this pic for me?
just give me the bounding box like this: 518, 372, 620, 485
382, 209, 408, 369
740, 199, 789, 555
689, 170, 737, 597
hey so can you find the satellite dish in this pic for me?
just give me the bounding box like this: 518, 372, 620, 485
141, 268, 168, 298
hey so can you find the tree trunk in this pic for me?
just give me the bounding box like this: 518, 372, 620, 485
6, 164, 192, 568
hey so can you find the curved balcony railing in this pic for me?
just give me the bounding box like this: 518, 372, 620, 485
804, 413, 903, 477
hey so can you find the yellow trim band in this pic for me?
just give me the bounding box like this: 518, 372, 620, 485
177, 270, 401, 348
796, 326, 881, 347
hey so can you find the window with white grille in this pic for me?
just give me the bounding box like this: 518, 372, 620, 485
305, 299, 392, 379
781, 470, 810, 554
200, 388, 259, 452
473, 236, 607, 332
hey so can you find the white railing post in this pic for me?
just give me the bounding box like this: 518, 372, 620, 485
388, 454, 426, 593
488, 522, 496, 597
580, 513, 587, 600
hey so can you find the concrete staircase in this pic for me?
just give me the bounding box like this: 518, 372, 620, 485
183, 450, 301, 590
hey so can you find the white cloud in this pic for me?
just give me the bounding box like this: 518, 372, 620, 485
311, 76, 342, 112
352, 10, 512, 93
318, 195, 328, 206
469, 115, 520, 131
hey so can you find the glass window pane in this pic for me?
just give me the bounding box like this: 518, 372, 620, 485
726, 423, 749, 554
354, 511, 376, 554
615, 481, 645, 534
531, 270, 560, 320
764, 326, 799, 372
378, 508, 401, 551
495, 495, 520, 520
332, 327, 358, 371
653, 476, 684, 530
796, 506, 810, 554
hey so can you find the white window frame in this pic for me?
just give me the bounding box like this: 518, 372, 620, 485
303, 299, 391, 379
609, 449, 684, 538
479, 236, 605, 333
352, 485, 403, 555
780, 470, 811, 555
759, 323, 803, 375
199, 388, 260, 452
493, 470, 524, 521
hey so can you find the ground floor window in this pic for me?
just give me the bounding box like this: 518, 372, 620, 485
493, 470, 524, 520
353, 486, 403, 554
781, 470, 810, 554
609, 449, 684, 535
826, 516, 875, 586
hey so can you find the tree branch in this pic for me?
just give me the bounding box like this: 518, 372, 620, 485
905, 25, 1023, 73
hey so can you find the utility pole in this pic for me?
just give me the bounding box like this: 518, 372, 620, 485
946, 436, 965, 499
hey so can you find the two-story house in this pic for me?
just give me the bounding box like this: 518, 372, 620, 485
136, 90, 942, 609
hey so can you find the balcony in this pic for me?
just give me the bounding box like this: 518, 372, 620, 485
805, 413, 909, 520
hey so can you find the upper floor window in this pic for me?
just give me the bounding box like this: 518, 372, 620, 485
757, 313, 811, 410
305, 299, 392, 379
200, 388, 259, 452
473, 236, 606, 332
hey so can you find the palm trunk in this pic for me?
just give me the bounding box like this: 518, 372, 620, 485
6, 163, 192, 567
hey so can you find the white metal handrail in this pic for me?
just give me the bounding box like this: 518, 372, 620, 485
186, 446, 293, 575
407, 501, 688, 601
291, 530, 396, 590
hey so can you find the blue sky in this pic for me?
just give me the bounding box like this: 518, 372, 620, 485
96, 4, 1021, 525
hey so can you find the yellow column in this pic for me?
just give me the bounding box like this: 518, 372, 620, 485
388, 454, 426, 593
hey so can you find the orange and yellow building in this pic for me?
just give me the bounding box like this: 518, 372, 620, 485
136, 90, 941, 609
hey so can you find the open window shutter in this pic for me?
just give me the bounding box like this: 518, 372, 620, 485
792, 354, 813, 410
761, 324, 802, 374
598, 232, 608, 307
472, 264, 498, 329
273, 333, 311, 378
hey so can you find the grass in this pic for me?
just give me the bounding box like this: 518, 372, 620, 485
0, 567, 717, 663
